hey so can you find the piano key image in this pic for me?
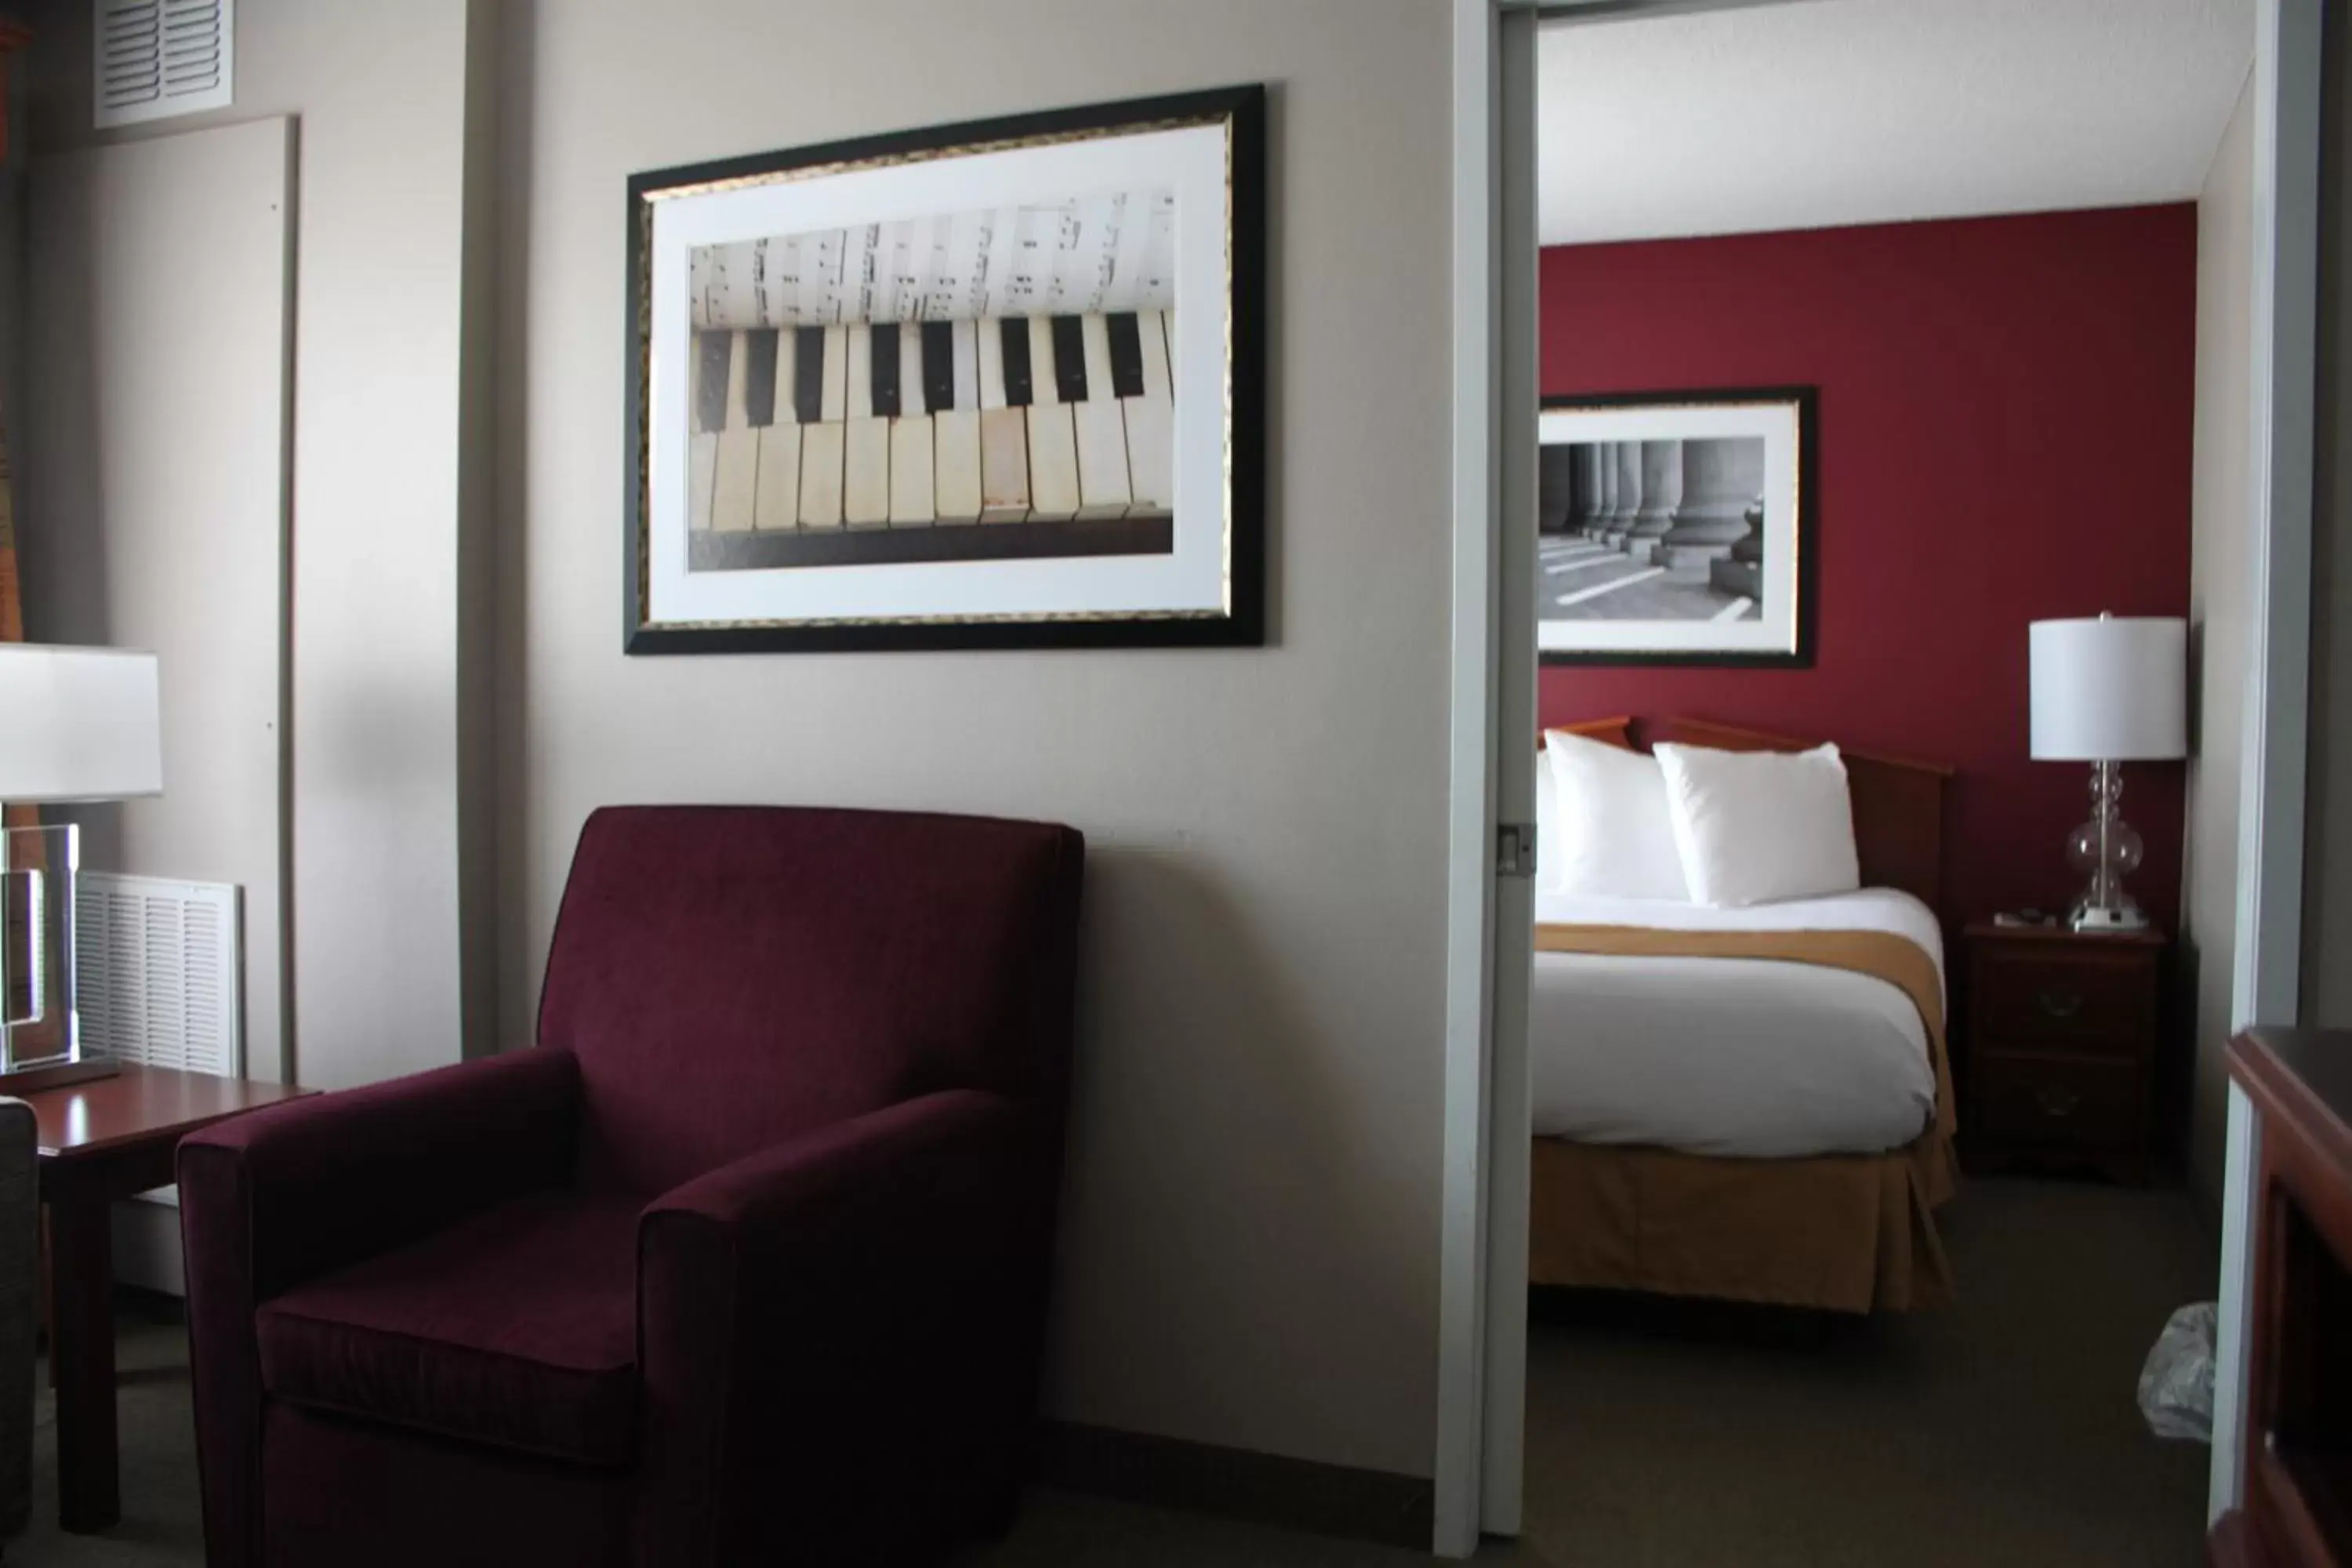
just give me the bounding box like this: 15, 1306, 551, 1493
681, 187, 1179, 575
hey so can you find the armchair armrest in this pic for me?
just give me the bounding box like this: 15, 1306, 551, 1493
635, 1088, 1056, 1564
179, 1046, 580, 1303
179, 1047, 581, 1568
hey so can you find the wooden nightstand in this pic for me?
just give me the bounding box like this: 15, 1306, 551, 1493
1960, 923, 2165, 1184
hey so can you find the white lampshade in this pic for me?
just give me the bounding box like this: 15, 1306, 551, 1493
0, 644, 163, 801
2030, 615, 2187, 762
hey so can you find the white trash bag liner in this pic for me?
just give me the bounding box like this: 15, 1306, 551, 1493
2138, 1301, 2217, 1443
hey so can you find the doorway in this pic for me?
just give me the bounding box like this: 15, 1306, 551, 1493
1437, 0, 2321, 1555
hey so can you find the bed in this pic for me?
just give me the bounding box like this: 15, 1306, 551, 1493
1529, 717, 1959, 1312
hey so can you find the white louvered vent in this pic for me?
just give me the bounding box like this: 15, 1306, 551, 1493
74, 872, 241, 1079
93, 0, 234, 129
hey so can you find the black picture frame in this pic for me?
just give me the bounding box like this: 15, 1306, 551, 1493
622, 85, 1267, 655
1536, 386, 1817, 670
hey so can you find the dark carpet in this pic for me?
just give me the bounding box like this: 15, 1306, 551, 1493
12, 1177, 2212, 1566
1514, 1175, 2218, 1568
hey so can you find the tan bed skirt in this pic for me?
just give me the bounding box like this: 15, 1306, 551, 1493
1527, 1131, 1957, 1312
1528, 923, 1962, 1313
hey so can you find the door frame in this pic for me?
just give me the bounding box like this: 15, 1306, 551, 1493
1436, 0, 2323, 1554
2212, 0, 2321, 1523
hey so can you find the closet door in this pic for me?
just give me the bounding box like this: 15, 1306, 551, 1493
22, 116, 294, 1105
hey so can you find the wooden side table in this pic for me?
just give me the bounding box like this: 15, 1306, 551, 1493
1959, 923, 2165, 1183
25, 1064, 310, 1533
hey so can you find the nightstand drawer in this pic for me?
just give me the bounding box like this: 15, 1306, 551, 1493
1976, 1051, 2140, 1152
1973, 950, 2153, 1050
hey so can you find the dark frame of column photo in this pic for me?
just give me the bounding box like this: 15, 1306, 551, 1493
1537, 386, 1817, 670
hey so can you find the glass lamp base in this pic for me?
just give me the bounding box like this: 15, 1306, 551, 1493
2063, 760, 2151, 935
0, 823, 85, 1080
2069, 894, 2150, 934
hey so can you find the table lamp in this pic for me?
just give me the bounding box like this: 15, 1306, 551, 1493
2029, 614, 2186, 934
0, 644, 162, 1093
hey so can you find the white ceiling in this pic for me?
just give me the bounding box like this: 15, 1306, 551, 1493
1538, 0, 2256, 246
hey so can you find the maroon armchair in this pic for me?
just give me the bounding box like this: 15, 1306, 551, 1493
179, 806, 1083, 1568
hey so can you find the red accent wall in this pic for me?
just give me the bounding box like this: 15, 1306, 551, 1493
1539, 207, 2196, 932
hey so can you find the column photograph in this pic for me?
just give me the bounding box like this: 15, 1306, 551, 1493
1537, 388, 1816, 666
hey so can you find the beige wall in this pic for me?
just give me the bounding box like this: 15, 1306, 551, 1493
16, 0, 1453, 1475
495, 0, 1452, 1475
2308, 0, 2352, 1031
2184, 70, 2257, 1198
20, 118, 292, 1083
24, 0, 496, 1089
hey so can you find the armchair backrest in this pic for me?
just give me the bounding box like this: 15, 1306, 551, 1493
539, 805, 1084, 1194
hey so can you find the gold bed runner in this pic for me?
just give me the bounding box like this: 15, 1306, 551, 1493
1528, 923, 1961, 1310
1532, 923, 1956, 1146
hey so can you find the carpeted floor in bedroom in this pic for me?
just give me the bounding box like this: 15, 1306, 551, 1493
14, 1176, 2214, 1567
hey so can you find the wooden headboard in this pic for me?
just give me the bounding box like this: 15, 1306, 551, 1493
1541, 715, 1634, 751
1541, 716, 1954, 914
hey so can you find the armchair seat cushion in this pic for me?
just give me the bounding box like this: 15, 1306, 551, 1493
256, 1189, 642, 1468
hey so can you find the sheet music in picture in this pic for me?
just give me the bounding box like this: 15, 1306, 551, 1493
625, 86, 1264, 653
683, 188, 1178, 574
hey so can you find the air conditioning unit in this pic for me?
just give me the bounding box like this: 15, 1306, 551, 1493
75, 871, 242, 1291
94, 0, 233, 129
74, 871, 242, 1080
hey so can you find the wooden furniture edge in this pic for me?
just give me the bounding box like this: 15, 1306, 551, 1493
2227, 1029, 2352, 1209
1537, 714, 1634, 751
1036, 1420, 1433, 1551
2223, 1027, 2352, 1568
1962, 921, 2166, 946
29, 1064, 312, 1160
1639, 716, 1957, 778
1536, 714, 1951, 778
0, 1058, 121, 1098
1637, 719, 1947, 780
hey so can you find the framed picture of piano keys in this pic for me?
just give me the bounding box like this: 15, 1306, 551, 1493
623, 85, 1265, 654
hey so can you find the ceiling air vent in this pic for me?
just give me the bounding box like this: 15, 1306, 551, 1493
93, 0, 234, 129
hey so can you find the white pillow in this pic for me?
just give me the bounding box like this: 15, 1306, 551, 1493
1653, 742, 1860, 906
1540, 731, 1690, 901
1534, 743, 1562, 892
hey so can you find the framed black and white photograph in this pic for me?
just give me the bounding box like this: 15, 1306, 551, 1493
1537, 388, 1816, 666
623, 85, 1265, 654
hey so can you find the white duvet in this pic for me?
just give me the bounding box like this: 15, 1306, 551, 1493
1529, 887, 1944, 1159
